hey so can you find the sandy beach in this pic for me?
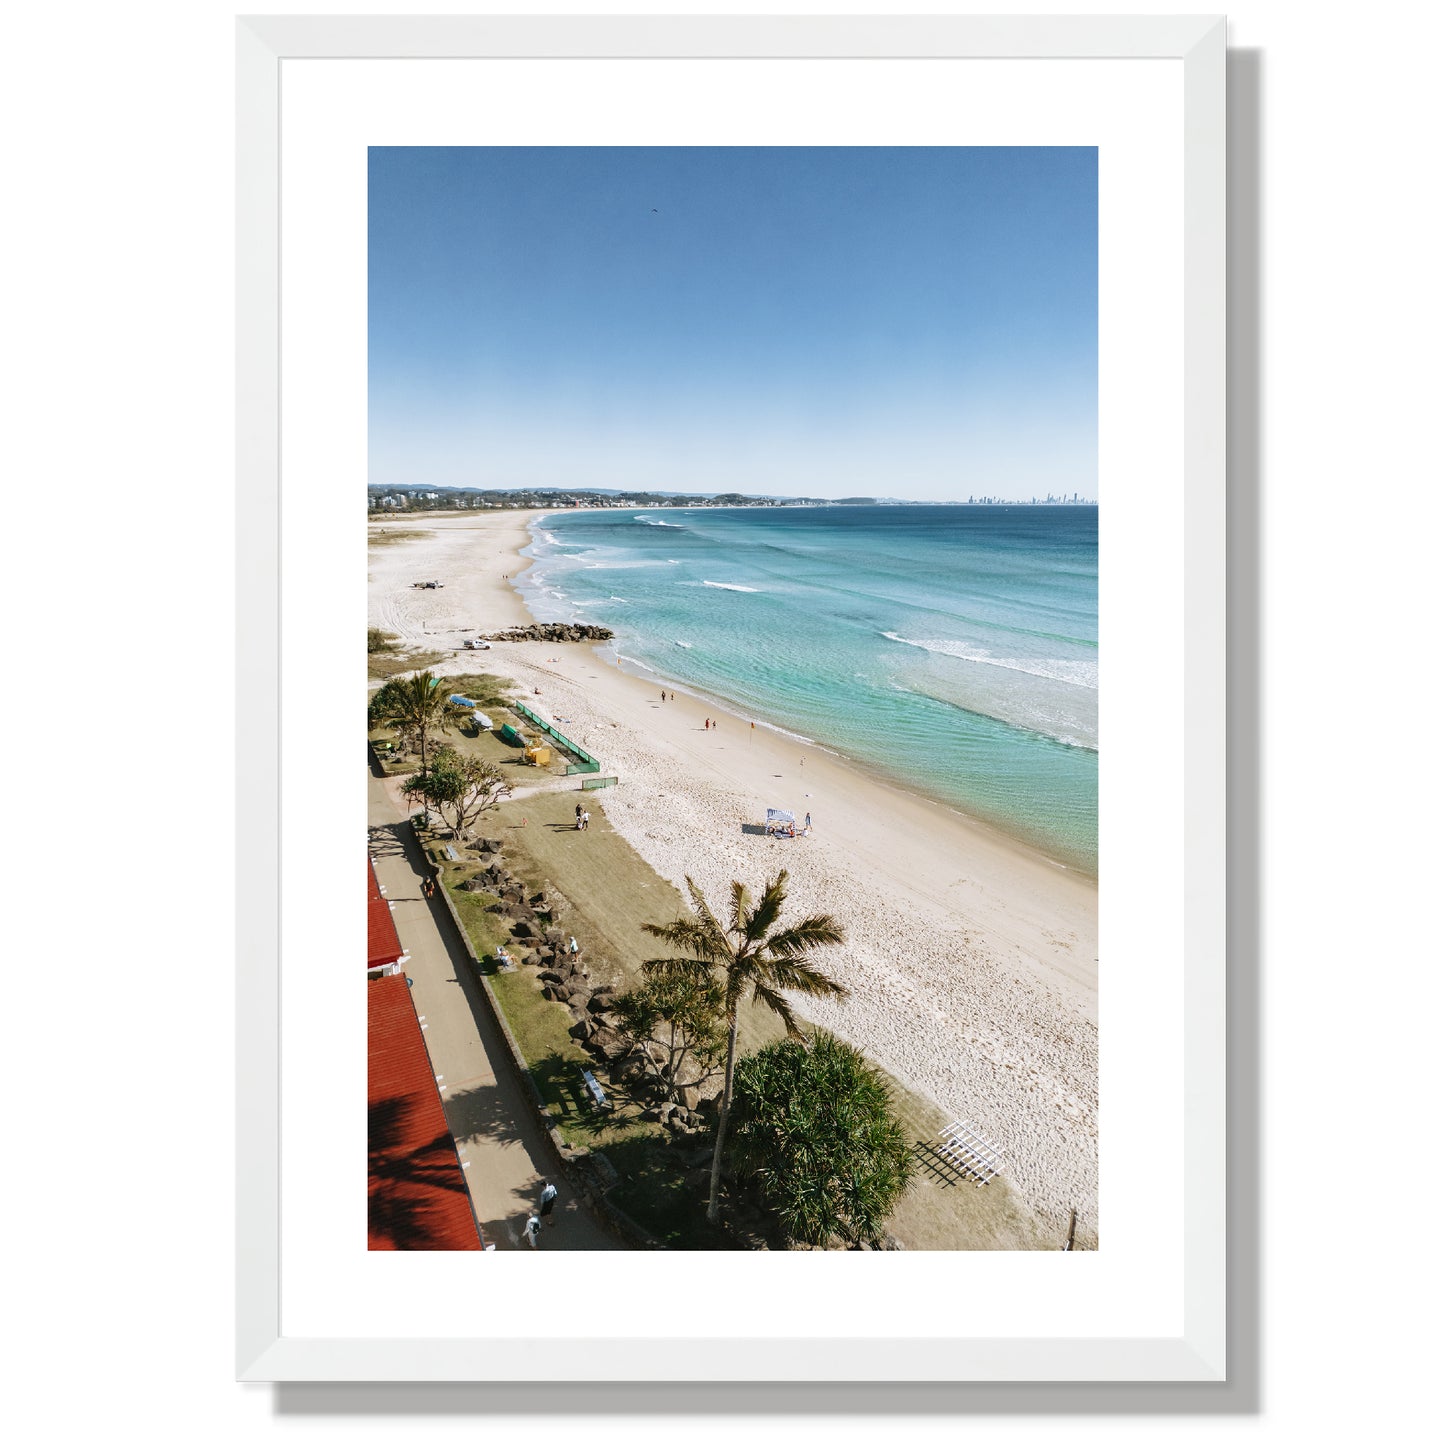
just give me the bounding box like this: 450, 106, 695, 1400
369, 511, 1099, 1242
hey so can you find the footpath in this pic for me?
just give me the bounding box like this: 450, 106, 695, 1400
368, 768, 621, 1251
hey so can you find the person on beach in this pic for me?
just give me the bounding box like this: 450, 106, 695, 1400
582, 810, 591, 831
525, 1214, 541, 1249
661, 690, 666, 703
569, 935, 580, 960
539, 1180, 559, 1227
670, 692, 676, 702
804, 812, 812, 830
575, 802, 582, 824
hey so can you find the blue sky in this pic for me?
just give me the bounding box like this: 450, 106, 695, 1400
369, 147, 1096, 501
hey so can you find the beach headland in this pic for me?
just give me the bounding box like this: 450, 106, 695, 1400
368, 509, 1099, 1244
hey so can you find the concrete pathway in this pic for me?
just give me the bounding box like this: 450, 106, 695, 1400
368, 767, 621, 1251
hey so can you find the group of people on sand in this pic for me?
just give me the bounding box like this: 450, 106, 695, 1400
574, 803, 591, 831
660, 690, 675, 703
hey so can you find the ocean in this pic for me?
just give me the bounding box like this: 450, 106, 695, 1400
519, 505, 1098, 875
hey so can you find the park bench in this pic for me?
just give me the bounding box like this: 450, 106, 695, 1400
578, 1067, 612, 1112
443, 844, 459, 861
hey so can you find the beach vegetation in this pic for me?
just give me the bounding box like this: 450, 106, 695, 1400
367, 648, 446, 680
400, 747, 512, 839
369, 671, 471, 778
728, 1030, 914, 1248
610, 972, 727, 1108
367, 627, 401, 654
642, 870, 847, 1224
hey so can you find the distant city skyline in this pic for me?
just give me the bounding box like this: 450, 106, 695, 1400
369, 147, 1097, 503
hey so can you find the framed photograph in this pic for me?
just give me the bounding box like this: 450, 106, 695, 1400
237, 14, 1224, 1382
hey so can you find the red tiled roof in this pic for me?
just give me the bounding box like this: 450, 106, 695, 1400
367, 859, 405, 970
367, 972, 482, 1251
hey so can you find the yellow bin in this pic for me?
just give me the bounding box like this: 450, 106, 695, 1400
524, 745, 552, 767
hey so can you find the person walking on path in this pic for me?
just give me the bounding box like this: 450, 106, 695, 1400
575, 802, 582, 824
539, 1180, 559, 1228
525, 1213, 542, 1249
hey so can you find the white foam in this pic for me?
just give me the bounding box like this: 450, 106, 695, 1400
674, 640, 693, 648
701, 580, 760, 593
881, 632, 1098, 689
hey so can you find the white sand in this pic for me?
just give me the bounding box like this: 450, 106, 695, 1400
369, 512, 1099, 1240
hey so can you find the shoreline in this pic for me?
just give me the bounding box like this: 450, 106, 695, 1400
368, 511, 1099, 1241
524, 507, 1097, 882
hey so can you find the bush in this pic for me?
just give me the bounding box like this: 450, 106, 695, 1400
727, 1031, 914, 1248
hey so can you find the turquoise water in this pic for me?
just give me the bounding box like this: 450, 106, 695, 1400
520, 506, 1097, 875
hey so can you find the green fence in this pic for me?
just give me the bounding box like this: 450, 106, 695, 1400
579, 775, 618, 791
513, 702, 601, 773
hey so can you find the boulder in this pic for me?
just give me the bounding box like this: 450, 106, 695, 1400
476, 837, 502, 854
585, 994, 613, 1015
567, 1017, 595, 1042
566, 990, 591, 1012
678, 1085, 701, 1111
537, 970, 565, 986
587, 1026, 627, 1059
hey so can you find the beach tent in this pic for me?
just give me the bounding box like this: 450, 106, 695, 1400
448, 694, 475, 708
764, 808, 797, 837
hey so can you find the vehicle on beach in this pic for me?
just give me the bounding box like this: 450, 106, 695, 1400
412, 580, 444, 589
462, 638, 492, 650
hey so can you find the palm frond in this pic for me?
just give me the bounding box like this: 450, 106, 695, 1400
742, 870, 790, 943
751, 981, 803, 1039
761, 955, 850, 1001
728, 879, 752, 935
641, 954, 716, 982
763, 915, 845, 958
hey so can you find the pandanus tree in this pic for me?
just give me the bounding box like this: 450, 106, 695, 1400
641, 869, 848, 1224
727, 1031, 914, 1248
370, 671, 470, 777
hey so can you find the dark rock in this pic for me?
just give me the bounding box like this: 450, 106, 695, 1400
538, 970, 565, 986
587, 1026, 627, 1059
483, 624, 614, 644
568, 1017, 595, 1041
566, 990, 591, 1011
585, 994, 613, 1015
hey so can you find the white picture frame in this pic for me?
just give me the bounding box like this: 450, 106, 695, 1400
237, 13, 1224, 1384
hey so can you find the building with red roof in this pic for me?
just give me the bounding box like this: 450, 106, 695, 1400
367, 971, 484, 1251
367, 858, 407, 975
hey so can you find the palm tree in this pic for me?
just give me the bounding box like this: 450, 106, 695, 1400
370, 671, 470, 814
642, 869, 848, 1225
